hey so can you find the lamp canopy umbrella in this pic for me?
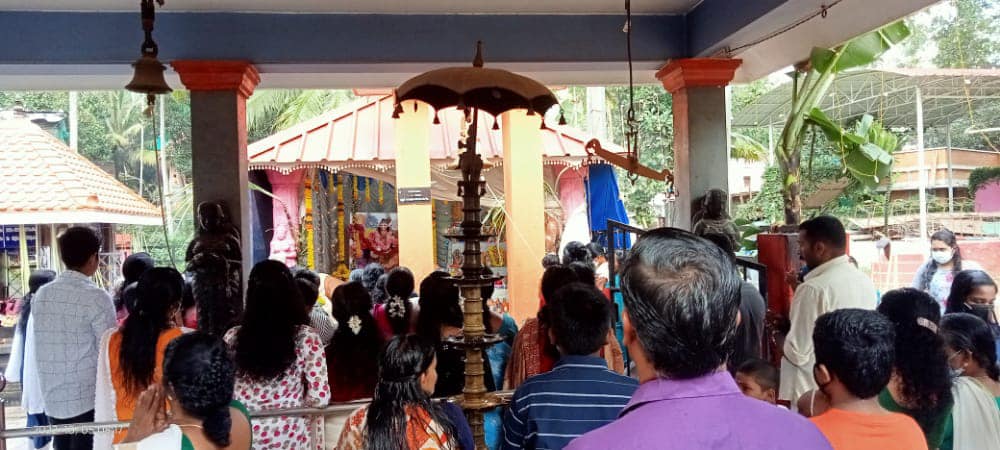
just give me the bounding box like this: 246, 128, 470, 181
394, 41, 561, 120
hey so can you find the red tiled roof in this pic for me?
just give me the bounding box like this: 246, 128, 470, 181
0, 117, 162, 225
248, 95, 625, 173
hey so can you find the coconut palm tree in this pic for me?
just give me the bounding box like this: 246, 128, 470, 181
247, 89, 355, 141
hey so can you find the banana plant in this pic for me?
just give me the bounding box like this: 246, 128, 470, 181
806, 110, 899, 190
775, 20, 910, 225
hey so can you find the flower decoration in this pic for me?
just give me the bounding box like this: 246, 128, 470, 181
347, 315, 362, 335
388, 295, 406, 319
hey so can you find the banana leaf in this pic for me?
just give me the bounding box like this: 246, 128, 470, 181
811, 20, 911, 73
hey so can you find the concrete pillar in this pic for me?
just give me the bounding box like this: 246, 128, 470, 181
266, 169, 304, 267
657, 58, 741, 230
172, 60, 260, 282
502, 110, 546, 323
394, 100, 436, 280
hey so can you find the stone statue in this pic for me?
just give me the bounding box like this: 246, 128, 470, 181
692, 188, 741, 251
185, 201, 243, 336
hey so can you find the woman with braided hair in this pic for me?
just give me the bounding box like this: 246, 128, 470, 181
326, 281, 384, 402
373, 267, 418, 339
116, 332, 251, 449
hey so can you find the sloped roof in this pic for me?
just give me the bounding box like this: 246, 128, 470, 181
0, 116, 162, 225
248, 94, 625, 173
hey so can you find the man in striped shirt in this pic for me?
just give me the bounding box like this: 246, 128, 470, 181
502, 282, 638, 450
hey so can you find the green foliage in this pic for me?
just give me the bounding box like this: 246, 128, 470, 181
248, 90, 355, 141
774, 20, 910, 225
806, 110, 899, 189
932, 0, 1000, 68
731, 132, 769, 162
969, 166, 1000, 199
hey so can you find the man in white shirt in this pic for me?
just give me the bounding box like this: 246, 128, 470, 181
779, 216, 876, 411
31, 226, 117, 450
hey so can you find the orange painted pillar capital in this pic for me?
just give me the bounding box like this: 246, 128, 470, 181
656, 58, 742, 93
656, 58, 741, 230
172, 60, 261, 98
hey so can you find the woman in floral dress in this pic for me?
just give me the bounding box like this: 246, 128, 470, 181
224, 261, 331, 450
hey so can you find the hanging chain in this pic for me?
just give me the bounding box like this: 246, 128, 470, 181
624, 0, 639, 184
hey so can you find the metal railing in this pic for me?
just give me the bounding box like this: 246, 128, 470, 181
0, 387, 513, 446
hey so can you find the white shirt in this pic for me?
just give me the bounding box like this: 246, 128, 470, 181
779, 255, 877, 409
30, 270, 117, 419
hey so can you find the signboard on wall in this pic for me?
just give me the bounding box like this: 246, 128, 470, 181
0, 225, 35, 251
397, 187, 432, 205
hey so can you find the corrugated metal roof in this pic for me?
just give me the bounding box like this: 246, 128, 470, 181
734, 68, 1000, 129
0, 116, 162, 225
248, 94, 625, 173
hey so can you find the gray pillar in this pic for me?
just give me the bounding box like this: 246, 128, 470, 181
672, 86, 733, 230
656, 58, 741, 231
173, 61, 260, 285
190, 90, 252, 277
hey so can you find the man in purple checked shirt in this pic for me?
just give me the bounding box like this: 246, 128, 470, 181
566, 228, 832, 450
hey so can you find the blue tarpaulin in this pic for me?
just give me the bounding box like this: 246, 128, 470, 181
585, 164, 630, 249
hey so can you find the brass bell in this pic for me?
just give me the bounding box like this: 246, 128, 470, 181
125, 54, 172, 95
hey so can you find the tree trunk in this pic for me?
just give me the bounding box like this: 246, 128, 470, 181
781, 154, 801, 226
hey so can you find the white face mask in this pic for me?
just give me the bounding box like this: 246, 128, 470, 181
931, 249, 954, 265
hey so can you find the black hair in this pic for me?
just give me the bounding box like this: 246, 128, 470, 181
372, 273, 390, 305
620, 228, 741, 378
416, 271, 463, 345
548, 283, 611, 355
798, 215, 847, 250
121, 282, 140, 316
917, 229, 964, 291
586, 242, 606, 260
327, 281, 383, 395
116, 253, 155, 311
122, 253, 155, 284
365, 335, 456, 450
58, 226, 101, 269
119, 267, 184, 398
568, 261, 596, 286
736, 358, 779, 391
941, 313, 1000, 381
292, 267, 321, 310
17, 270, 56, 349
541, 265, 579, 305
877, 288, 954, 435
481, 282, 497, 334
701, 232, 735, 259
945, 270, 996, 316
814, 309, 895, 399
541, 253, 561, 269
233, 260, 308, 380
384, 267, 416, 336
181, 278, 196, 311
362, 263, 386, 295
562, 241, 593, 268
163, 332, 236, 448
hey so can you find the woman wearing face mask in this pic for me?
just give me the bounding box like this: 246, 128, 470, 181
912, 229, 981, 312
938, 313, 1000, 450
946, 270, 999, 356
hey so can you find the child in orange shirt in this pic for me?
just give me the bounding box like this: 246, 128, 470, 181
808, 309, 928, 450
